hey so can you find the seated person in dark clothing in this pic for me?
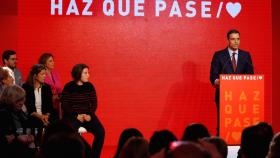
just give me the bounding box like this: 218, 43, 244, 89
61, 63, 105, 158
0, 85, 35, 158
22, 64, 57, 128
39, 120, 92, 158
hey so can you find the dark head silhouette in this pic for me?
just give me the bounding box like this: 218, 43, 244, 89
182, 123, 210, 142
118, 137, 149, 158
203, 136, 228, 158
113, 128, 143, 158
168, 142, 210, 158
267, 132, 280, 158
149, 129, 178, 156
240, 125, 271, 158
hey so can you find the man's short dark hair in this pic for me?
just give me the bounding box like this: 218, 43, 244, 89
2, 50, 16, 64
71, 64, 89, 81
227, 29, 240, 39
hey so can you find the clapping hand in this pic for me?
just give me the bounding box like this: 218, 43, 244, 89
83, 114, 91, 122
77, 114, 85, 123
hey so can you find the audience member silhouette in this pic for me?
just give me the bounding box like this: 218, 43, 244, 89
41, 132, 88, 158
113, 128, 143, 158
203, 137, 227, 158
149, 129, 177, 158
40, 120, 92, 158
256, 122, 274, 143
40, 120, 76, 147
182, 123, 210, 142
118, 137, 149, 158
267, 132, 280, 158
167, 142, 211, 158
239, 125, 271, 158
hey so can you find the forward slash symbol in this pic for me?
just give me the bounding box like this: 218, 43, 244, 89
216, 2, 223, 18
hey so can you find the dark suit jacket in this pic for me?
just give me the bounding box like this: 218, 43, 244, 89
22, 83, 55, 118
210, 48, 254, 104
0, 105, 32, 148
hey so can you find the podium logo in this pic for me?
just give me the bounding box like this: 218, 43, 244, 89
226, 2, 242, 18
231, 131, 241, 142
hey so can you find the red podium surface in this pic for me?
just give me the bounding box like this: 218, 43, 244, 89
220, 74, 264, 145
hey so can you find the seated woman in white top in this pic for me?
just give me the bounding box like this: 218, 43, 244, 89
22, 64, 56, 128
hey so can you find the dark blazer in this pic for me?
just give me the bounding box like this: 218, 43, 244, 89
210, 48, 254, 104
22, 83, 55, 117
0, 105, 31, 147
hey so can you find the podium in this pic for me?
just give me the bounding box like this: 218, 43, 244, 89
219, 74, 264, 145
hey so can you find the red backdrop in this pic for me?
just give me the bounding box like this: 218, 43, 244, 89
0, 0, 276, 156
272, 0, 280, 132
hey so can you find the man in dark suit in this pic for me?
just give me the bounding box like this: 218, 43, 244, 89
210, 29, 254, 135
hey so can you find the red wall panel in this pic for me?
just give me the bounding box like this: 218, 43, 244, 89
1, 1, 277, 155
272, 0, 280, 132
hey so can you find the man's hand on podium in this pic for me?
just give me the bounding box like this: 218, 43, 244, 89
214, 79, 220, 88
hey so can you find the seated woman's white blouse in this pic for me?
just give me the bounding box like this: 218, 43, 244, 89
34, 88, 42, 115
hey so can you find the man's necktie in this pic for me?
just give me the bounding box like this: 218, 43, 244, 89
232, 52, 237, 72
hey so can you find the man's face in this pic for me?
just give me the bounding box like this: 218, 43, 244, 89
228, 33, 240, 51
5, 54, 17, 68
